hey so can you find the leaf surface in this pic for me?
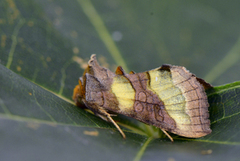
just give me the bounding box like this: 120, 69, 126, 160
1, 0, 240, 161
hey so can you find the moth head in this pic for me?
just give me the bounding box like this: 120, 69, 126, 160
72, 77, 86, 108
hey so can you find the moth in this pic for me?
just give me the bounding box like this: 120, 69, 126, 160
73, 54, 212, 141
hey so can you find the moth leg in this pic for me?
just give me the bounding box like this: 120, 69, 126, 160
97, 108, 126, 139
95, 113, 117, 121
95, 113, 109, 122
160, 128, 174, 142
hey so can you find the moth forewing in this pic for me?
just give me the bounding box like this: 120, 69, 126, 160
73, 54, 212, 141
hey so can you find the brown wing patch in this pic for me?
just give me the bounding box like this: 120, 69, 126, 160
121, 72, 177, 131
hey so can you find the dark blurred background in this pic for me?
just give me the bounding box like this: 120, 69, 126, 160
1, 0, 240, 98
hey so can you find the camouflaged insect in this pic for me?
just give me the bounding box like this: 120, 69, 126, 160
73, 55, 212, 141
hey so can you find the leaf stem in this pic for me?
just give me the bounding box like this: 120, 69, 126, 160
77, 0, 129, 72
133, 137, 153, 161
204, 35, 240, 83
6, 19, 25, 69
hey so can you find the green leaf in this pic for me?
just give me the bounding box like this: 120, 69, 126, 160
1, 0, 240, 161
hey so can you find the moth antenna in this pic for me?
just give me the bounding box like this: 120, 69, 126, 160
129, 71, 136, 74
115, 66, 126, 75
160, 128, 173, 142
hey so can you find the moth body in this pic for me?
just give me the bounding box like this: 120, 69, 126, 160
73, 55, 212, 141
